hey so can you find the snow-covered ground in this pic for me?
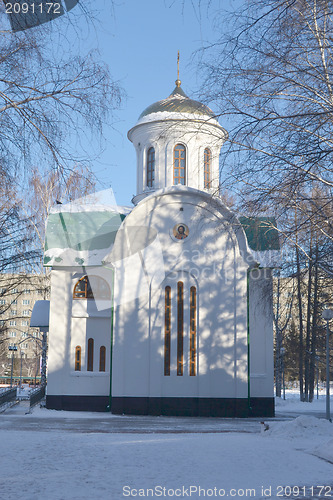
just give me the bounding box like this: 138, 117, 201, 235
275, 389, 330, 416
0, 391, 332, 500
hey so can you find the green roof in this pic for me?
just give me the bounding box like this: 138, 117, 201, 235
139, 85, 216, 120
239, 217, 280, 251
44, 210, 126, 267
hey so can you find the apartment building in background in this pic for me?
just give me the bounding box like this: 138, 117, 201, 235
0, 273, 50, 380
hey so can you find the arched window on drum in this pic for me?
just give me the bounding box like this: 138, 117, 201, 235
147, 147, 155, 188
204, 148, 211, 189
173, 144, 186, 185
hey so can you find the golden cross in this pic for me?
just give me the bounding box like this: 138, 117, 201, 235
177, 50, 180, 81
176, 51, 181, 87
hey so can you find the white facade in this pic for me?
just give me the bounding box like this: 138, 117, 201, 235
45, 82, 275, 416
47, 268, 112, 404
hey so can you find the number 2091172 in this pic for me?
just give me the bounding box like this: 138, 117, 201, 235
5, 3, 62, 15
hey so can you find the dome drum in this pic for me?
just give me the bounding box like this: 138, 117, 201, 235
129, 82, 227, 204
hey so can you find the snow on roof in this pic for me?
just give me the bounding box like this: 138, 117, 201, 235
30, 300, 50, 328
44, 203, 131, 268
50, 204, 132, 215
134, 110, 222, 128
138, 84, 216, 120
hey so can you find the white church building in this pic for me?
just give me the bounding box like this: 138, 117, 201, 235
44, 78, 279, 417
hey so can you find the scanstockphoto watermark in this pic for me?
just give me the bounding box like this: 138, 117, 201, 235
45, 187, 279, 310
164, 248, 276, 285
123, 485, 333, 498
122, 485, 257, 497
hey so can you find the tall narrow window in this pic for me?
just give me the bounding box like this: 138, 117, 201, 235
75, 346, 81, 371
147, 147, 155, 188
189, 286, 197, 376
164, 286, 171, 376
177, 281, 184, 376
204, 148, 211, 189
87, 338, 94, 371
173, 144, 186, 185
99, 346, 106, 372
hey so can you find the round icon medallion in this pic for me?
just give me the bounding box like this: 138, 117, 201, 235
173, 223, 189, 240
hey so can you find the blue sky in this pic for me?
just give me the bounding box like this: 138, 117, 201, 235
81, 0, 228, 206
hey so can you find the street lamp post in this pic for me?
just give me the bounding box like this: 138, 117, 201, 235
19, 349, 23, 390
40, 328, 47, 387
280, 347, 286, 400
322, 308, 333, 422
8, 345, 18, 388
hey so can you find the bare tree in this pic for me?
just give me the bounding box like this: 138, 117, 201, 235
271, 191, 333, 400
273, 269, 294, 397
195, 0, 333, 399
0, 1, 123, 272
0, 173, 38, 273
0, 2, 122, 378
0, 1, 122, 178
198, 0, 333, 252
22, 165, 96, 272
